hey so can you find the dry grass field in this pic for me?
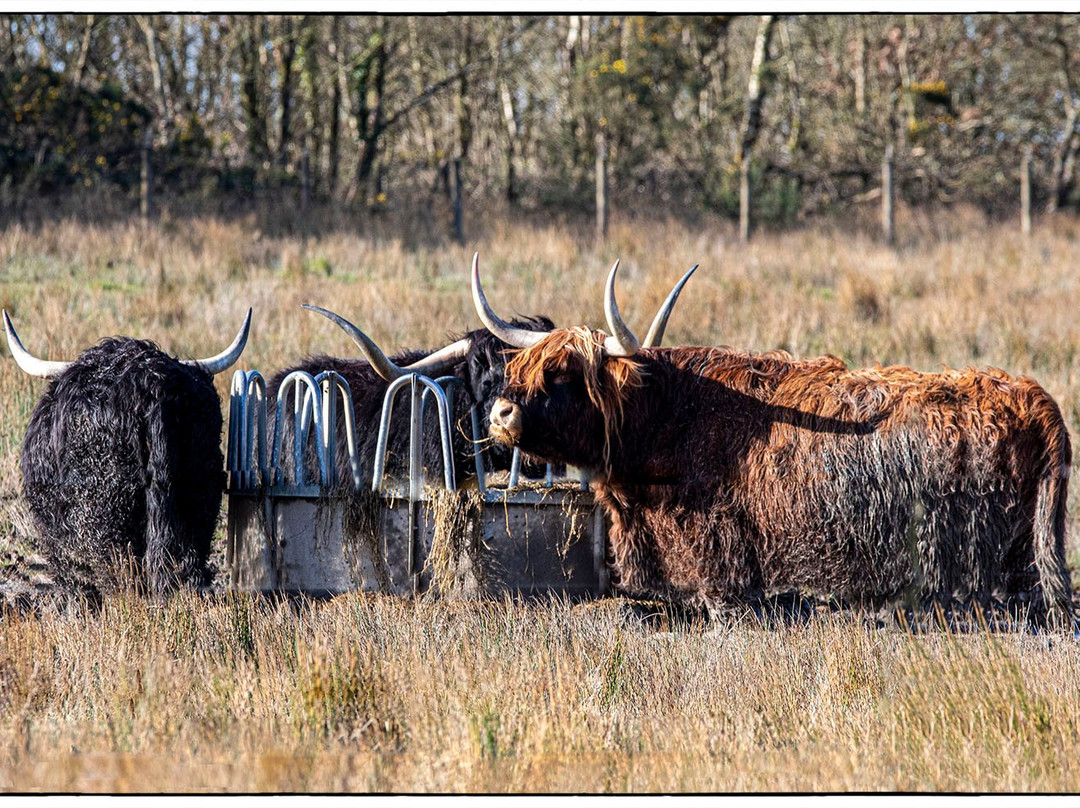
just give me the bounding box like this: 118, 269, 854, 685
3, 198, 1080, 792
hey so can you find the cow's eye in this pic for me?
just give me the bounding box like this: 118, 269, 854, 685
551, 372, 572, 386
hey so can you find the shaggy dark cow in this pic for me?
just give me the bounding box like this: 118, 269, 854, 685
5, 309, 251, 595
269, 262, 695, 489
473, 260, 1074, 623
266, 316, 554, 488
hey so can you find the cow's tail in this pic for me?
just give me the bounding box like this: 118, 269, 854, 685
1033, 413, 1074, 627
144, 394, 195, 593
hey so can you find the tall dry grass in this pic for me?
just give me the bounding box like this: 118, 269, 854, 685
2, 593, 1080, 792
3, 201, 1080, 791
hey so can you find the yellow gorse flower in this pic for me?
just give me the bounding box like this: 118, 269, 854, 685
910, 80, 948, 95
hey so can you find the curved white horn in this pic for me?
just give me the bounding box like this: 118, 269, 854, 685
403, 338, 472, 376
3, 310, 73, 378
184, 308, 252, 375
303, 304, 471, 381
303, 304, 406, 382
642, 264, 698, 348
471, 252, 546, 350
602, 260, 640, 357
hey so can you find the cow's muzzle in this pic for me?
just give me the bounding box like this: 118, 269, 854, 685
489, 398, 523, 445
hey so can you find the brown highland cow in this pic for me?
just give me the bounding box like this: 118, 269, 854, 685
472, 255, 1073, 623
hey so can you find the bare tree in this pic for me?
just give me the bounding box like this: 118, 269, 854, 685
738, 14, 777, 241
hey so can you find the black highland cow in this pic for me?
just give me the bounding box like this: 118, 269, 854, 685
473, 258, 1074, 625
5, 309, 251, 595
266, 319, 554, 489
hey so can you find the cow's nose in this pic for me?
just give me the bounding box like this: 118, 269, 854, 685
490, 398, 523, 440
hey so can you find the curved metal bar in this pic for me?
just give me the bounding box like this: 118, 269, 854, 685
421, 374, 461, 492
470, 406, 487, 494
415, 375, 456, 493
373, 374, 416, 492
372, 372, 457, 494
420, 375, 461, 414
509, 447, 522, 489
272, 370, 326, 488
243, 371, 267, 487
228, 369, 267, 490
314, 370, 362, 490
320, 375, 338, 488
248, 372, 267, 480
228, 370, 247, 479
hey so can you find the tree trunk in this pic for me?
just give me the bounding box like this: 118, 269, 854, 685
738, 14, 776, 242
854, 18, 867, 118
596, 132, 608, 244
3, 16, 18, 70
407, 17, 438, 169
241, 16, 269, 165
896, 15, 917, 146
1021, 146, 1033, 235
277, 15, 300, 168
500, 79, 519, 204
454, 18, 474, 165
493, 19, 521, 204
561, 15, 584, 174
141, 128, 153, 221
298, 18, 321, 192
346, 22, 388, 204
136, 15, 173, 140
328, 16, 343, 196
779, 19, 803, 156
72, 14, 94, 89
451, 157, 465, 244
882, 145, 895, 245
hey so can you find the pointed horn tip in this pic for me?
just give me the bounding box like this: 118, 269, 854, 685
2, 310, 17, 349
469, 255, 548, 350
602, 258, 640, 356
2, 311, 72, 377
3, 309, 22, 349
232, 307, 252, 340
184, 308, 253, 375
673, 264, 699, 292
301, 303, 342, 324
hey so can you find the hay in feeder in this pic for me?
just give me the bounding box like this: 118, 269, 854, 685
334, 484, 391, 591
424, 488, 488, 597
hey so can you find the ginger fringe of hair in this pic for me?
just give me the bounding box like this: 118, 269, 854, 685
505, 327, 644, 466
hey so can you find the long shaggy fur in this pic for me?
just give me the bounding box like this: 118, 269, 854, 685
496, 332, 1074, 620
20, 338, 224, 595
269, 317, 554, 488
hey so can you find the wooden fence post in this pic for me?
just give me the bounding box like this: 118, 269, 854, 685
882, 145, 895, 246
451, 157, 465, 245
739, 159, 752, 243
140, 128, 153, 222
301, 146, 311, 215
596, 132, 608, 244
1021, 146, 1032, 237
